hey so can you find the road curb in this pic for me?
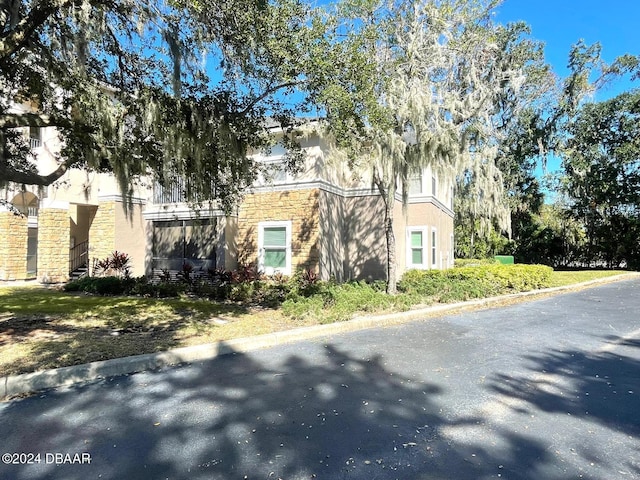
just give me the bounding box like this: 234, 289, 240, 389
2, 272, 639, 399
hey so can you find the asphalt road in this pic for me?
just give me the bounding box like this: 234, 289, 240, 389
1, 278, 639, 480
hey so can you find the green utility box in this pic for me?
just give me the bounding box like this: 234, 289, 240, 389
494, 255, 514, 265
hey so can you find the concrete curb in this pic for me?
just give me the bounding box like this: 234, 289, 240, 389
2, 272, 639, 399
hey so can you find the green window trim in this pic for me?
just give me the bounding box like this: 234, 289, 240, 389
407, 227, 428, 268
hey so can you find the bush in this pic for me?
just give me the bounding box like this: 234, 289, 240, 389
282, 280, 396, 323
454, 258, 500, 268
64, 275, 185, 297
398, 264, 553, 302
64, 276, 129, 295
93, 251, 132, 278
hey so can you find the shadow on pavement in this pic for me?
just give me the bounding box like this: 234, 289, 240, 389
0, 342, 604, 480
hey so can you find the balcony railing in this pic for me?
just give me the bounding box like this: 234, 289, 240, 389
29, 137, 42, 149
153, 179, 217, 204
15, 205, 38, 217
154, 179, 186, 204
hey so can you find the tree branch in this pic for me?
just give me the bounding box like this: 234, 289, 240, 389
238, 80, 304, 115
0, 0, 77, 64
0, 160, 71, 186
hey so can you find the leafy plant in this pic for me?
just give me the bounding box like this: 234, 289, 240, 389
93, 251, 132, 278
177, 262, 195, 284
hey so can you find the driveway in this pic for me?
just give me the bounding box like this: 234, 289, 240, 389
1, 278, 639, 480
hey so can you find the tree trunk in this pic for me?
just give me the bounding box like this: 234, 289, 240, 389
383, 195, 397, 294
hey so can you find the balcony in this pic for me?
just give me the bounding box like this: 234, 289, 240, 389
153, 179, 217, 205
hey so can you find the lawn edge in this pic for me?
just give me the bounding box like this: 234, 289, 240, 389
2, 271, 639, 400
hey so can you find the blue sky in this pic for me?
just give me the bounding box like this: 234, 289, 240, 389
494, 0, 640, 186
494, 0, 639, 100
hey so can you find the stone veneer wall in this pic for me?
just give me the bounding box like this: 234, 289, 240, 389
88, 201, 116, 272
37, 208, 70, 283
237, 189, 320, 272
0, 211, 28, 281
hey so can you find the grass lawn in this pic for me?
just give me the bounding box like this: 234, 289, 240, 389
0, 270, 633, 377
547, 270, 628, 287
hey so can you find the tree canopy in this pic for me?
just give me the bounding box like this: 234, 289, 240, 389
560, 89, 640, 268
1, 0, 312, 209
308, 0, 548, 291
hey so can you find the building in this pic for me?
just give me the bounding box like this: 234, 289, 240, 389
0, 122, 454, 283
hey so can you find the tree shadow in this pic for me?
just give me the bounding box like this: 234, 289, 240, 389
0, 343, 584, 480
0, 289, 250, 376
489, 338, 640, 438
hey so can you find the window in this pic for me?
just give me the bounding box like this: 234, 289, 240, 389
266, 161, 287, 183
260, 142, 290, 185
431, 175, 437, 197
406, 227, 428, 269
29, 126, 42, 148
258, 221, 292, 275
432, 228, 437, 267
408, 171, 422, 195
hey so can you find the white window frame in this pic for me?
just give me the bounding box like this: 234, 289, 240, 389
259, 143, 291, 185
28, 126, 42, 149
431, 227, 438, 267
258, 220, 292, 275
262, 158, 289, 184
406, 226, 429, 269
408, 170, 423, 196
431, 175, 437, 197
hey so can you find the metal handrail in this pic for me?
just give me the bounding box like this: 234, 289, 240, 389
69, 240, 89, 273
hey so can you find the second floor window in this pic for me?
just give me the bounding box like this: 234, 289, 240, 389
408, 171, 422, 195
29, 126, 42, 148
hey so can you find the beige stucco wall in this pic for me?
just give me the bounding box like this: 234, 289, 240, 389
237, 189, 320, 273
395, 201, 454, 273
37, 207, 70, 283
318, 190, 388, 281
224, 216, 238, 271
114, 202, 146, 277
320, 191, 454, 282
0, 211, 28, 281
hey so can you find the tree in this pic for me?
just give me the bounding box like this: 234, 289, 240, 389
455, 40, 640, 263
1, 0, 312, 209
310, 0, 535, 293
560, 90, 640, 268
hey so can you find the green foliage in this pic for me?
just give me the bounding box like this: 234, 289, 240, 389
2, 0, 314, 207
282, 280, 397, 323
454, 221, 513, 260
398, 264, 553, 302
454, 258, 500, 268
64, 276, 186, 297
93, 251, 132, 278
560, 90, 640, 268
64, 276, 131, 296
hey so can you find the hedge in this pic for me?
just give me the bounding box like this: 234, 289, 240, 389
398, 264, 553, 301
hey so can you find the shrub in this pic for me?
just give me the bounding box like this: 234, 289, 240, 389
398, 264, 553, 303
64, 275, 185, 297
282, 280, 395, 323
93, 251, 132, 278
398, 269, 447, 296
454, 258, 500, 268
281, 295, 325, 319
177, 262, 195, 284
64, 276, 128, 295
